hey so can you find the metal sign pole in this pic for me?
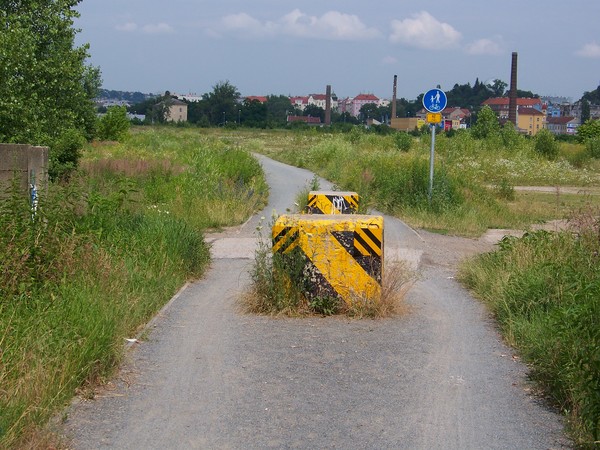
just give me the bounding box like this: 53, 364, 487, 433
428, 124, 435, 204
422, 88, 447, 206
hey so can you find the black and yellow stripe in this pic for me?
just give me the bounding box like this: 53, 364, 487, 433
272, 215, 383, 304
307, 191, 359, 215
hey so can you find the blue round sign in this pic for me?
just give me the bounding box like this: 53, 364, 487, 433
423, 88, 447, 113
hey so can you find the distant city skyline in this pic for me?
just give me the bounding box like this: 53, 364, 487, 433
75, 1, 600, 101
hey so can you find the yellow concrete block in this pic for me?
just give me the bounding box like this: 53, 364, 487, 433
307, 191, 359, 214
272, 214, 383, 305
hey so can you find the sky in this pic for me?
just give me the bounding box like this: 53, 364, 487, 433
74, 0, 600, 102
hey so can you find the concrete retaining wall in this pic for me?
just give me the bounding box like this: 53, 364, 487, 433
0, 144, 48, 196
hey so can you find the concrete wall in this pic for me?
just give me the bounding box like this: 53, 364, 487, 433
0, 144, 49, 196
390, 117, 424, 131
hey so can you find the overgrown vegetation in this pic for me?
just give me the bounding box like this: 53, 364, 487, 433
0, 0, 100, 180
0, 127, 267, 448
239, 126, 599, 236
458, 210, 600, 447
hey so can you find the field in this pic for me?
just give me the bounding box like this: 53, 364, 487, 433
0, 127, 267, 448
1, 125, 599, 447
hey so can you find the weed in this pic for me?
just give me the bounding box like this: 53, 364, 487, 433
0, 127, 267, 449
493, 178, 516, 201
458, 207, 600, 446
294, 174, 320, 213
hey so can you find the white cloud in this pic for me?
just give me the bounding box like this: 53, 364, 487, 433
466, 38, 504, 55
576, 42, 600, 58
142, 23, 174, 34
217, 9, 381, 41
221, 13, 266, 35
116, 21, 173, 34
116, 22, 138, 32
389, 11, 461, 50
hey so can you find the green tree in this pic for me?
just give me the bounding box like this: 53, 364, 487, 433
581, 85, 600, 104
97, 106, 130, 141
240, 99, 267, 127
577, 119, 600, 143
581, 99, 591, 124
202, 80, 240, 126
0, 0, 99, 145
471, 105, 500, 139
303, 104, 325, 121
359, 103, 378, 122
534, 129, 559, 160
0, 0, 99, 181
265, 95, 292, 125
489, 79, 508, 97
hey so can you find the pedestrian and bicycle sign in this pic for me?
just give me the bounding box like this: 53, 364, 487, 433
422, 87, 447, 205
423, 88, 447, 113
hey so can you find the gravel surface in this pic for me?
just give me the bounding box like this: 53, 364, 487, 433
60, 155, 570, 449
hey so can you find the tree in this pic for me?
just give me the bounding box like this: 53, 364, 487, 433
471, 105, 500, 139
202, 80, 240, 126
97, 106, 130, 141
581, 85, 600, 104
303, 104, 325, 121
489, 79, 508, 97
0, 0, 99, 145
265, 95, 292, 125
581, 99, 591, 124
576, 118, 600, 143
534, 129, 559, 160
359, 103, 378, 122
0, 0, 99, 180
240, 99, 267, 127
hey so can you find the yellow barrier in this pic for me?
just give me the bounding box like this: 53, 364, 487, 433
272, 214, 383, 305
307, 191, 359, 214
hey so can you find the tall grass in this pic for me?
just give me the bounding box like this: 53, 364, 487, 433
0, 127, 268, 448
458, 213, 600, 447
248, 130, 599, 236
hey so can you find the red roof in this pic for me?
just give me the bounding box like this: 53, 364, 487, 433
354, 94, 379, 101
547, 116, 576, 124
309, 94, 327, 101
482, 97, 542, 107
517, 106, 545, 115
245, 96, 268, 103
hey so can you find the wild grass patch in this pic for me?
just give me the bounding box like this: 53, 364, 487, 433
0, 127, 268, 448
458, 208, 600, 446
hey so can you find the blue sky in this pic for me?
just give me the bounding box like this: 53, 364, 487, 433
75, 1, 600, 101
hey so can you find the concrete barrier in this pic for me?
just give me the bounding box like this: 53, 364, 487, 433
0, 144, 48, 198
307, 190, 358, 214
272, 214, 383, 305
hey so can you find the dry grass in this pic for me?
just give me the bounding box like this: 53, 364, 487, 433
240, 244, 415, 319
342, 260, 414, 318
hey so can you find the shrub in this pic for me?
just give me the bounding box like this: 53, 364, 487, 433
393, 132, 412, 152
97, 106, 130, 142
471, 105, 500, 139
587, 136, 600, 159
48, 128, 86, 181
534, 129, 560, 160
576, 119, 600, 143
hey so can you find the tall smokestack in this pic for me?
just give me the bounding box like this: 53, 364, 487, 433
325, 84, 332, 126
508, 52, 518, 126
391, 75, 398, 119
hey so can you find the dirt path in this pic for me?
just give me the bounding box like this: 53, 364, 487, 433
60, 156, 570, 449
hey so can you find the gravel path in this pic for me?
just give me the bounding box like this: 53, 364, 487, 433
60, 155, 569, 449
